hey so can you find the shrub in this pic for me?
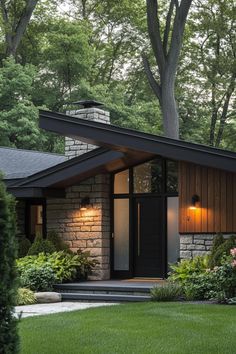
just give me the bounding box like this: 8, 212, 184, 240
18, 236, 31, 258
17, 250, 97, 284
0, 177, 19, 353
20, 264, 56, 292
151, 282, 183, 301
27, 234, 56, 255
208, 233, 224, 268
210, 236, 236, 268
169, 256, 209, 283
182, 253, 236, 302
47, 230, 71, 253
16, 288, 36, 306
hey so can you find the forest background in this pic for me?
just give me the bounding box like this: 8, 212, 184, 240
0, 0, 235, 153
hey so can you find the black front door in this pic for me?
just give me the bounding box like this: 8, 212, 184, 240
133, 197, 165, 278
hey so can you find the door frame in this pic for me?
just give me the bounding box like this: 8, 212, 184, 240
110, 159, 178, 279
111, 193, 168, 279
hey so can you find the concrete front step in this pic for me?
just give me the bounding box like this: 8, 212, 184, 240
61, 292, 151, 302
54, 283, 152, 296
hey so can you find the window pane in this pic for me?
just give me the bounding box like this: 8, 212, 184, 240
133, 159, 162, 194
114, 169, 129, 194
114, 199, 129, 270
30, 205, 43, 238
166, 160, 178, 193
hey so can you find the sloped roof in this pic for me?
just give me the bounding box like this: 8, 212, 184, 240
39, 109, 236, 173
0, 146, 66, 179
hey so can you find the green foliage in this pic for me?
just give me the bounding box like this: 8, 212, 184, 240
169, 256, 209, 283
183, 260, 236, 302
0, 176, 19, 353
47, 230, 70, 253
27, 234, 56, 256
17, 251, 97, 283
0, 57, 42, 149
151, 282, 183, 302
208, 233, 225, 268
17, 236, 31, 258
210, 236, 236, 268
16, 288, 36, 306
20, 264, 56, 292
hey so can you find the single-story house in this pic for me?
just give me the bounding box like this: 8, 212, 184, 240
1, 100, 236, 280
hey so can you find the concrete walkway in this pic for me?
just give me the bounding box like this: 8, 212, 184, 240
15, 302, 118, 318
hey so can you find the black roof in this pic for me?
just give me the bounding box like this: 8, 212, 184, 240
0, 146, 66, 179
39, 109, 236, 173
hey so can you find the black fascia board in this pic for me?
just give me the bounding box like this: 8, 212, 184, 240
13, 147, 125, 188
8, 187, 65, 198
8, 187, 45, 198
39, 110, 236, 173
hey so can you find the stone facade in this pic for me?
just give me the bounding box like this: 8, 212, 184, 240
180, 234, 233, 259
65, 108, 110, 159
47, 173, 110, 280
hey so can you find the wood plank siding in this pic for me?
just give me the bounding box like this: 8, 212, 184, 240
179, 162, 236, 233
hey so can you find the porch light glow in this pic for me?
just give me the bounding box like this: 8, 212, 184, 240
189, 194, 200, 210
80, 197, 90, 210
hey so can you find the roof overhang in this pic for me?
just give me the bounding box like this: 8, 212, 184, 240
12, 147, 148, 189
8, 187, 65, 198
39, 110, 236, 173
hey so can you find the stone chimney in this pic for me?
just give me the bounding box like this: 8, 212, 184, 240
65, 100, 110, 159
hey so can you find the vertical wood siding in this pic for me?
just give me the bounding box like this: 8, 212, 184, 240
179, 162, 236, 233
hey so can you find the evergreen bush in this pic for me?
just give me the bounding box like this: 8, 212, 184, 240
208, 233, 225, 268
0, 177, 19, 353
210, 236, 236, 268
27, 234, 56, 255
17, 236, 31, 258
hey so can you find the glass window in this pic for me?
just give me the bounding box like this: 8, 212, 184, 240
166, 160, 178, 193
114, 169, 129, 194
30, 205, 43, 240
114, 199, 129, 270
133, 159, 162, 194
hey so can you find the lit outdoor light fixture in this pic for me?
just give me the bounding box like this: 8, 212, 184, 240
80, 197, 90, 210
190, 194, 200, 210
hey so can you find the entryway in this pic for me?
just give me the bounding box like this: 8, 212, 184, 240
133, 197, 165, 278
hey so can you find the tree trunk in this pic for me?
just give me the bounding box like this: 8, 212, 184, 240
161, 78, 179, 139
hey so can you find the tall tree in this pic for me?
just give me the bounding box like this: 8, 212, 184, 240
143, 0, 193, 139
0, 0, 39, 57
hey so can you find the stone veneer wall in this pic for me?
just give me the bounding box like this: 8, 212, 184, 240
180, 234, 232, 259
46, 174, 110, 280
65, 108, 110, 159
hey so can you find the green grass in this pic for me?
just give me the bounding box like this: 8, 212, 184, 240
19, 302, 236, 354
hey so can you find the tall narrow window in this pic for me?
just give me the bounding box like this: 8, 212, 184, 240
26, 202, 45, 242
166, 160, 178, 193
133, 159, 162, 194
114, 169, 129, 194
114, 199, 129, 270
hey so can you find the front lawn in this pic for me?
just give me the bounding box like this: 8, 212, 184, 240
19, 302, 236, 354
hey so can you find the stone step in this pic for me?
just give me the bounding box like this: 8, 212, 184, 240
61, 292, 151, 302
54, 283, 152, 296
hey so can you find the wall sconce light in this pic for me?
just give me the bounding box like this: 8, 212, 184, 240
80, 197, 90, 210
190, 194, 200, 210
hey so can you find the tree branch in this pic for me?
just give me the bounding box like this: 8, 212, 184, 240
167, 0, 192, 78
163, 0, 175, 57
142, 54, 161, 102
146, 0, 166, 74
10, 0, 39, 56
